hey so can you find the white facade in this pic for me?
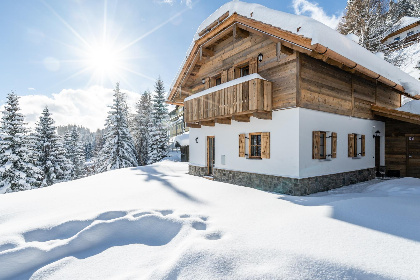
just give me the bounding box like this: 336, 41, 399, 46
189, 108, 385, 179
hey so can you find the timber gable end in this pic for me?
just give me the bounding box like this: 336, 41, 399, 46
171, 14, 406, 127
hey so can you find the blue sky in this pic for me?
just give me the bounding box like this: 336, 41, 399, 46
0, 0, 346, 130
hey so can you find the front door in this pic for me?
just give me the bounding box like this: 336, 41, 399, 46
407, 134, 420, 178
207, 136, 215, 175
375, 136, 381, 176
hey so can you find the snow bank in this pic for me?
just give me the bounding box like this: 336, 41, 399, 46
174, 132, 189, 146
0, 161, 420, 279
172, 1, 420, 97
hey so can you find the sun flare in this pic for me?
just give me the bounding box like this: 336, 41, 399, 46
86, 44, 121, 75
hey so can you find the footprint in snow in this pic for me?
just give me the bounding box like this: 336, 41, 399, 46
0, 209, 222, 279
0, 243, 16, 253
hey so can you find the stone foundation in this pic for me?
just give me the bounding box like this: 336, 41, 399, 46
189, 164, 375, 196
189, 165, 208, 177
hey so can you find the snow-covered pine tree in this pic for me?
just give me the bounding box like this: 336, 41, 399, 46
338, 0, 389, 52
395, 0, 416, 18
148, 78, 169, 164
71, 128, 86, 179
133, 90, 152, 166
97, 83, 138, 172
0, 92, 41, 193
33, 107, 72, 186
64, 128, 86, 179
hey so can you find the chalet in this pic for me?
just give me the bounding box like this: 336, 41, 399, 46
382, 16, 420, 51
167, 1, 420, 195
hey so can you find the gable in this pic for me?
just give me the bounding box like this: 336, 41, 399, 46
167, 3, 420, 104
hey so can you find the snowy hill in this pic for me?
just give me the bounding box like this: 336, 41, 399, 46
388, 42, 420, 81
1, 160, 420, 279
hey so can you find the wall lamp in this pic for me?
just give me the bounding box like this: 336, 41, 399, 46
373, 130, 380, 138
202, 78, 206, 84
195, 137, 199, 143
258, 53, 263, 62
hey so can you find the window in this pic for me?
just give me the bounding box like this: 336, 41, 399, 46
240, 65, 250, 77
394, 36, 401, 42
407, 31, 414, 37
312, 131, 337, 159
249, 133, 262, 158
215, 77, 222, 86
239, 132, 270, 159
348, 134, 365, 158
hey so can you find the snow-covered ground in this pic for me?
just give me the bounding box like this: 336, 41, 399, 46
1, 156, 420, 279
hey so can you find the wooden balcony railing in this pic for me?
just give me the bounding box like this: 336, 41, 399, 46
184, 78, 272, 126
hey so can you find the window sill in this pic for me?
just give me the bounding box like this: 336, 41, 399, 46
247, 157, 262, 160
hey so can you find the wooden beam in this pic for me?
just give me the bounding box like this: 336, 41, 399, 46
232, 114, 251, 122
253, 111, 272, 120
198, 11, 230, 37
201, 47, 215, 57
215, 118, 231, 125
236, 22, 311, 55
233, 24, 249, 41
372, 105, 420, 125
187, 123, 201, 128
200, 120, 216, 126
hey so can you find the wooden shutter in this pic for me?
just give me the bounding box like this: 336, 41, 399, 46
221, 70, 228, 83
312, 131, 320, 159
331, 132, 337, 158
348, 134, 354, 157
361, 134, 365, 156
261, 132, 270, 159
239, 134, 245, 157
249, 58, 258, 74
204, 77, 210, 89
228, 67, 235, 81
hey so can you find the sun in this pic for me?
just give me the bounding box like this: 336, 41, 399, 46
85, 43, 121, 77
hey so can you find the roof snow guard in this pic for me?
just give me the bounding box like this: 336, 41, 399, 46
167, 1, 420, 104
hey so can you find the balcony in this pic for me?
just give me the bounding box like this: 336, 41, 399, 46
184, 75, 272, 126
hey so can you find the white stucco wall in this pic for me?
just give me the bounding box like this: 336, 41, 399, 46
189, 109, 301, 178
385, 26, 420, 44
298, 108, 385, 178
189, 108, 385, 179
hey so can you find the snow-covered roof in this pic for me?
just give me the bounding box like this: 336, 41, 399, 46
170, 1, 420, 99
397, 99, 420, 115
384, 16, 420, 39
184, 73, 265, 101
174, 132, 189, 146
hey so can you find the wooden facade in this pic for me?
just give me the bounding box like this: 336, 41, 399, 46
177, 27, 402, 126
168, 11, 420, 179
382, 118, 420, 177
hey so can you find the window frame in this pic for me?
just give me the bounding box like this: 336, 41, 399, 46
249, 132, 262, 159
240, 65, 250, 77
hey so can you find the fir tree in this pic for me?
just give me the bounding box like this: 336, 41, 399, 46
0, 92, 41, 193
64, 128, 86, 179
338, 0, 389, 52
133, 90, 153, 166
33, 107, 72, 186
97, 83, 138, 172
148, 78, 169, 164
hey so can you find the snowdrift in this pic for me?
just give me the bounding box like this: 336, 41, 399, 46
0, 160, 419, 279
